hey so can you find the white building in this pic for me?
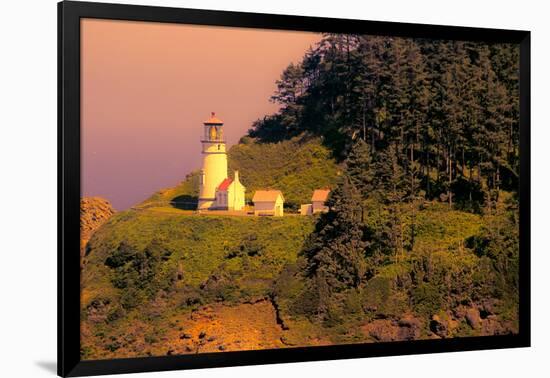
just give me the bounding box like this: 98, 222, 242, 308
311, 189, 330, 213
214, 171, 246, 211
252, 190, 285, 216
300, 204, 313, 216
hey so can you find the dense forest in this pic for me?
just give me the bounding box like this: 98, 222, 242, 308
251, 34, 519, 210
252, 34, 520, 330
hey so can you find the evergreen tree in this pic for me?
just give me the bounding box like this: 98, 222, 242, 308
249, 34, 520, 208
346, 138, 374, 201
304, 177, 369, 292
374, 142, 409, 259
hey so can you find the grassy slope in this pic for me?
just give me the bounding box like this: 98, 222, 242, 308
228, 135, 340, 207
81, 207, 315, 359
82, 209, 315, 309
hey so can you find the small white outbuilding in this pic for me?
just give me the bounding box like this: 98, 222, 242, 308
300, 204, 313, 216
252, 190, 285, 217
214, 171, 246, 211
311, 189, 330, 214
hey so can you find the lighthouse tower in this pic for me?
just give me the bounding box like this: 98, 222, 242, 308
198, 112, 228, 210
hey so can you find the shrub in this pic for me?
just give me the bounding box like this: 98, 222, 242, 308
362, 276, 408, 318
226, 234, 264, 259
104, 239, 174, 309
289, 283, 320, 317
120, 287, 145, 309
411, 283, 443, 317
105, 340, 121, 352
106, 306, 125, 323
343, 289, 364, 315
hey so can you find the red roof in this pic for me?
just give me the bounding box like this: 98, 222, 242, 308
218, 178, 233, 191
312, 189, 330, 202
204, 112, 224, 125
252, 190, 284, 202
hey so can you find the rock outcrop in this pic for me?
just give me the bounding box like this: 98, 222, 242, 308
362, 314, 423, 342
80, 197, 115, 256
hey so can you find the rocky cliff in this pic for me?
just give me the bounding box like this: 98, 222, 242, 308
80, 197, 115, 256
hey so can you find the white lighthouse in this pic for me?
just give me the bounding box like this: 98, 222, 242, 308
197, 112, 245, 211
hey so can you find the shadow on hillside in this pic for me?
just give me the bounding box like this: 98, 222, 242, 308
170, 195, 198, 210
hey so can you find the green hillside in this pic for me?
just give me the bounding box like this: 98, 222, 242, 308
271, 200, 519, 346
139, 134, 340, 211
81, 206, 315, 359
81, 198, 518, 358
81, 134, 518, 359
82, 211, 314, 310
228, 135, 340, 208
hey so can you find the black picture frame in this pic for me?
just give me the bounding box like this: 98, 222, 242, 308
58, 1, 531, 376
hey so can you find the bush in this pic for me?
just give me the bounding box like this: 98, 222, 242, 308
199, 271, 240, 303
228, 135, 340, 206
411, 283, 443, 317
105, 340, 121, 352
363, 276, 391, 312
179, 286, 204, 308
106, 306, 125, 323
343, 289, 364, 315
105, 241, 136, 268
120, 287, 145, 309
226, 234, 264, 258
104, 240, 174, 308
289, 282, 321, 317
362, 276, 408, 318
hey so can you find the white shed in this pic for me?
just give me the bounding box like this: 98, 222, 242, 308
214, 171, 246, 211
311, 189, 330, 214
252, 190, 285, 216
300, 204, 313, 216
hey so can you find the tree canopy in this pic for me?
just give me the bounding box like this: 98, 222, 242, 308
249, 34, 520, 210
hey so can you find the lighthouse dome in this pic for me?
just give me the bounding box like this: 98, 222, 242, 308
204, 112, 224, 125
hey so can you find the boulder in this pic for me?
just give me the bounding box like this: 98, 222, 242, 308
364, 320, 399, 342
398, 314, 421, 329
430, 315, 448, 338
465, 308, 481, 329
397, 315, 422, 340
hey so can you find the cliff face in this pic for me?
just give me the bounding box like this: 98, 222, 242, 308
80, 197, 115, 255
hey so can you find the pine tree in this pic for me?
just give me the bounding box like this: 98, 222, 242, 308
373, 142, 409, 259
346, 138, 374, 201
304, 177, 368, 292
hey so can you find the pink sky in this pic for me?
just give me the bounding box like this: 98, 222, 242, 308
81, 19, 320, 210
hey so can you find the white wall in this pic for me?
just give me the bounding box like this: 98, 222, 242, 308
254, 201, 276, 213
1, 0, 548, 377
